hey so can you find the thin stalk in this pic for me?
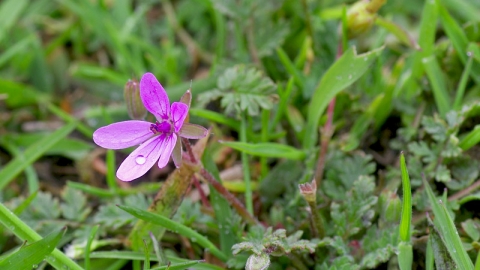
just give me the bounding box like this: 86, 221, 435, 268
198, 168, 263, 227
106, 149, 118, 192
240, 112, 253, 214
300, 0, 316, 50
192, 175, 211, 208
246, 15, 261, 66
260, 109, 270, 178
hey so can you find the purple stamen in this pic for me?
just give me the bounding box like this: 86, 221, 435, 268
150, 121, 172, 134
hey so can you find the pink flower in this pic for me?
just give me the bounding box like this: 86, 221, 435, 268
93, 72, 208, 181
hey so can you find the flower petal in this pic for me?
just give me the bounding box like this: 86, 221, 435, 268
172, 135, 182, 168
179, 123, 208, 139
93, 121, 153, 149
140, 72, 170, 120
116, 135, 165, 181
158, 134, 177, 168
171, 102, 188, 132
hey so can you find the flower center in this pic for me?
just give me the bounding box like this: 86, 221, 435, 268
150, 121, 173, 135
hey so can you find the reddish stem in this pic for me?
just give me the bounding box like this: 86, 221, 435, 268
199, 168, 264, 227
192, 175, 211, 208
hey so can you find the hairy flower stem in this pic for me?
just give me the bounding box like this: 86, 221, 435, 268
199, 168, 263, 227
182, 138, 262, 227
308, 200, 325, 239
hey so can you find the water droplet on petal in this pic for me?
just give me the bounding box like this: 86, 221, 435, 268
135, 155, 146, 165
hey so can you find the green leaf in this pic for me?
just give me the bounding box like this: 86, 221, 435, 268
94, 194, 150, 230
461, 219, 480, 242
304, 46, 384, 148
459, 124, 480, 150
0, 121, 77, 190
118, 205, 227, 261
330, 176, 378, 238
424, 179, 474, 269
220, 141, 306, 160
0, 0, 28, 43
60, 186, 91, 222
0, 228, 65, 270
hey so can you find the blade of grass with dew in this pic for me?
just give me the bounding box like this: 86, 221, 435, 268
422, 55, 451, 117
118, 205, 227, 261
0, 203, 83, 270
424, 178, 474, 269
128, 135, 208, 251
84, 225, 99, 270
220, 141, 306, 160
398, 152, 412, 270
240, 113, 253, 215
459, 125, 480, 151
0, 228, 66, 270
303, 46, 384, 149
0, 121, 77, 190
202, 148, 236, 257
453, 54, 474, 110
427, 216, 456, 269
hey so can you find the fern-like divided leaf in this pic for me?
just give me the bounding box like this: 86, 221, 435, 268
198, 65, 278, 117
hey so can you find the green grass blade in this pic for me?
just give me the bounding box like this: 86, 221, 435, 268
426, 236, 434, 270
0, 203, 83, 270
375, 16, 419, 49
84, 225, 99, 270
220, 141, 306, 160
459, 124, 480, 151
424, 179, 474, 269
422, 55, 451, 116
453, 54, 474, 110
398, 153, 413, 270
399, 152, 412, 242
0, 121, 77, 190
0, 228, 66, 270
303, 46, 384, 149
117, 205, 227, 261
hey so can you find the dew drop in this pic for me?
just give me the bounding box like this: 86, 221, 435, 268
348, 75, 352, 79
467, 51, 472, 57
135, 155, 146, 165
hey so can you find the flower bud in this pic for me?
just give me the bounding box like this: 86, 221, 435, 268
298, 179, 317, 203
346, 0, 386, 39
246, 252, 270, 270
124, 79, 147, 120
